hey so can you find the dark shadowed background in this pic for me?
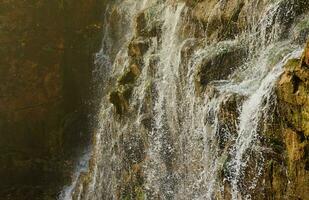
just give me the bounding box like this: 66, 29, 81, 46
0, 0, 107, 199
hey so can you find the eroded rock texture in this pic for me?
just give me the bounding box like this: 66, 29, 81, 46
272, 41, 309, 199
103, 1, 309, 199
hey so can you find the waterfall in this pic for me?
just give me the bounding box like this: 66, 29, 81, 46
227, 47, 302, 200
60, 0, 307, 199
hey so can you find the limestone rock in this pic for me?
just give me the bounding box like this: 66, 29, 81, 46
270, 41, 309, 199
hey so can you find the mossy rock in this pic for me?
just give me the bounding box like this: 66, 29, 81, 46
195, 41, 246, 94
109, 85, 134, 115
293, 16, 309, 44
135, 4, 164, 37
217, 93, 245, 149
128, 38, 150, 58
118, 63, 141, 85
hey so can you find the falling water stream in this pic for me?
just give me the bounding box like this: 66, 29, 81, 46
60, 0, 306, 199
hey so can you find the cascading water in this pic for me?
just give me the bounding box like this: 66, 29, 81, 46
60, 0, 308, 199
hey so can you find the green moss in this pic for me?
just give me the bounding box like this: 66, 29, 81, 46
135, 187, 145, 200
295, 16, 309, 33
284, 58, 301, 71
267, 46, 294, 67
269, 138, 284, 153
121, 187, 145, 200
267, 159, 274, 169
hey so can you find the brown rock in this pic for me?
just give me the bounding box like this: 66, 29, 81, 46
304, 41, 309, 66
271, 41, 309, 200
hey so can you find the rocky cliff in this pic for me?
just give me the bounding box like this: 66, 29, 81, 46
1, 0, 309, 200
271, 41, 309, 199
70, 0, 309, 199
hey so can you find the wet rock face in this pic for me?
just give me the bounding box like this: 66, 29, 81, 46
187, 0, 309, 42
277, 45, 309, 137
217, 93, 244, 149
304, 41, 309, 66
272, 41, 309, 199
0, 0, 105, 199
195, 42, 247, 93
135, 5, 164, 38
109, 37, 150, 115
102, 1, 309, 199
